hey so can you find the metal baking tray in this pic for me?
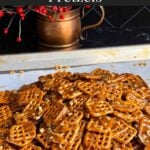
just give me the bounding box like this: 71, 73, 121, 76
0, 44, 150, 90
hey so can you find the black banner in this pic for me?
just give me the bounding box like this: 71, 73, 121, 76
0, 0, 150, 6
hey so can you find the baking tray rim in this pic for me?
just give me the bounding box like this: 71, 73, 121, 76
0, 44, 150, 71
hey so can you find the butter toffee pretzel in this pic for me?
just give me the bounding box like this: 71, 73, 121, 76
0, 68, 149, 149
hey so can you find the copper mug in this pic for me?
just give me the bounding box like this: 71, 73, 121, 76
37, 6, 105, 50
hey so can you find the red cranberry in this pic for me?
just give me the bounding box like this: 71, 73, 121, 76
16, 7, 24, 14
16, 37, 22, 43
20, 13, 25, 20
39, 6, 46, 9
0, 10, 4, 18
3, 28, 8, 34
62, 7, 69, 12
85, 5, 91, 9
59, 14, 64, 20
47, 15, 52, 19
34, 7, 40, 13
59, 7, 63, 13
40, 8, 48, 14
51, 6, 58, 12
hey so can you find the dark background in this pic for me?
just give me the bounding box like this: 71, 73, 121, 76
0, 6, 150, 54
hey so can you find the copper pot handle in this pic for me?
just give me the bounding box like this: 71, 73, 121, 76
80, 6, 105, 40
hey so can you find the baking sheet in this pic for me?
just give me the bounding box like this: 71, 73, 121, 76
0, 44, 150, 71
0, 44, 150, 90
0, 59, 150, 90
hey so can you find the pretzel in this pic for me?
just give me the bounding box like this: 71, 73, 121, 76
39, 74, 53, 83
52, 71, 72, 79
14, 112, 28, 124
23, 99, 49, 121
70, 72, 105, 82
87, 116, 113, 133
115, 74, 148, 90
69, 138, 81, 150
126, 90, 147, 109
0, 128, 9, 140
43, 77, 71, 91
0, 138, 4, 146
83, 130, 112, 150
113, 109, 143, 123
0, 91, 11, 104
111, 74, 136, 95
0, 105, 12, 127
86, 98, 113, 117
0, 142, 15, 150
51, 138, 81, 150
64, 111, 83, 125
19, 83, 38, 91
7, 121, 36, 147
103, 83, 123, 102
17, 87, 45, 106
0, 120, 14, 130
144, 103, 150, 116
52, 124, 80, 146
68, 95, 90, 112
51, 143, 63, 149
44, 92, 63, 104
135, 86, 150, 98
114, 125, 137, 144
138, 117, 150, 146
76, 81, 100, 96
126, 74, 149, 89
9, 99, 24, 113
111, 100, 138, 113
91, 68, 112, 75
76, 73, 102, 80
43, 102, 68, 126
112, 140, 133, 150
111, 117, 130, 138
78, 145, 84, 150
54, 111, 83, 132
91, 68, 117, 81
36, 131, 52, 149
58, 82, 82, 99
111, 73, 132, 83
58, 121, 86, 149
145, 145, 150, 150
20, 143, 42, 150
51, 121, 86, 150
78, 120, 86, 138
